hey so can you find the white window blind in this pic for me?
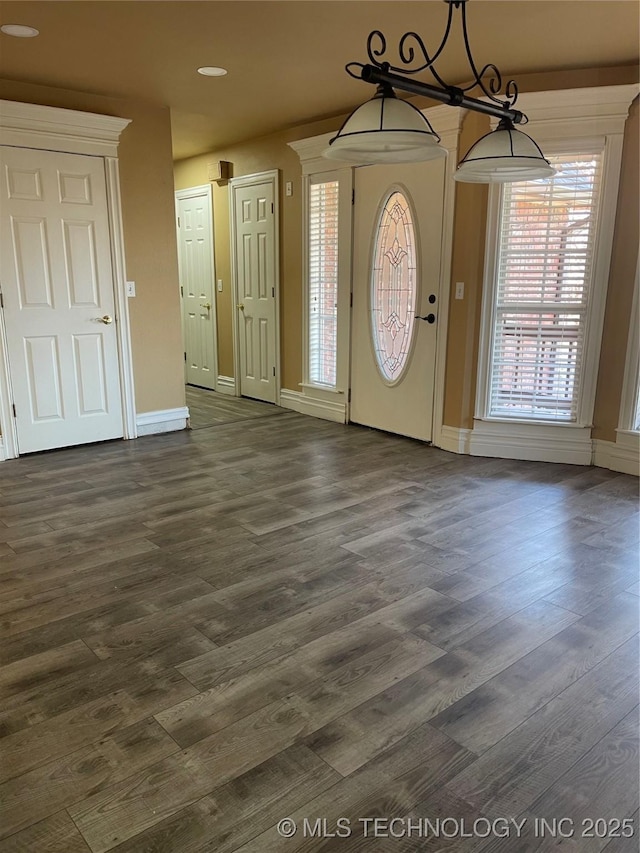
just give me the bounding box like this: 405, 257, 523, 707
488, 153, 603, 422
308, 179, 339, 386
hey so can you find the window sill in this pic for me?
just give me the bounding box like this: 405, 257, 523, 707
300, 383, 345, 396
474, 416, 590, 429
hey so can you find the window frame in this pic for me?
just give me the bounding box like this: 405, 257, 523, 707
300, 166, 353, 395
475, 86, 636, 440
477, 140, 610, 427
307, 176, 341, 388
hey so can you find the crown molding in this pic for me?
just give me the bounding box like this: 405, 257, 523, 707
0, 99, 131, 156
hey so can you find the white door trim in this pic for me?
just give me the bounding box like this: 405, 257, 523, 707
229, 170, 280, 401
175, 184, 218, 391
425, 105, 462, 449
0, 99, 135, 459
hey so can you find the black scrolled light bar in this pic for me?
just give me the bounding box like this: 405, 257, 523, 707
358, 62, 527, 126
346, 0, 529, 126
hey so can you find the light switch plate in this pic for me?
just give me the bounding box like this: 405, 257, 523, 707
455, 281, 464, 300
217, 279, 223, 292
285, 181, 293, 197
126, 280, 136, 297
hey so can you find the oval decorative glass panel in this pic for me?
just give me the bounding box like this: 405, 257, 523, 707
371, 190, 418, 382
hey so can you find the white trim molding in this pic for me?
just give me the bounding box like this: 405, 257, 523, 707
0, 99, 131, 157
288, 132, 355, 175
0, 100, 135, 460
438, 425, 472, 455
216, 375, 236, 395
136, 407, 189, 436
618, 256, 640, 432
470, 420, 593, 465
593, 432, 640, 477
425, 105, 463, 450
0, 437, 6, 463
279, 389, 346, 424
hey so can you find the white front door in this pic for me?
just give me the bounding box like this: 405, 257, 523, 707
232, 176, 278, 403
350, 159, 445, 442
176, 189, 216, 390
0, 145, 124, 454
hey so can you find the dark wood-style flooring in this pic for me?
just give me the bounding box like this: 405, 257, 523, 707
0, 399, 638, 852
186, 385, 285, 429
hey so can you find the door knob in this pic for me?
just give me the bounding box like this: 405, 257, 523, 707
237, 303, 245, 311
95, 315, 113, 324
415, 314, 436, 324
200, 302, 212, 310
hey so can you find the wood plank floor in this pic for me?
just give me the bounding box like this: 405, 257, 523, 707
186, 385, 285, 429
0, 405, 638, 852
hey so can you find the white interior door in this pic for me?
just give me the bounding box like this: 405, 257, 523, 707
232, 176, 277, 403
176, 189, 216, 390
0, 145, 123, 454
350, 159, 446, 442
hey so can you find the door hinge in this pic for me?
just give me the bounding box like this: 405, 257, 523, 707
350, 292, 353, 308
0, 292, 3, 309
271, 202, 274, 214
12, 403, 16, 418
184, 352, 187, 362
352, 189, 355, 205
273, 366, 276, 377
347, 389, 351, 403
272, 287, 275, 298
177, 216, 181, 228
180, 286, 184, 298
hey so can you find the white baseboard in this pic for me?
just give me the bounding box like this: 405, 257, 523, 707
469, 419, 593, 465
216, 375, 236, 396
136, 407, 189, 436
437, 425, 472, 454
279, 388, 347, 424
593, 432, 639, 476
0, 437, 5, 462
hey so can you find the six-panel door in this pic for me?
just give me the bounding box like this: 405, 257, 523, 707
233, 180, 277, 403
0, 145, 124, 453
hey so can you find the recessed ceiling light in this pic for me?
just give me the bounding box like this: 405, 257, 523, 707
197, 66, 227, 77
1, 23, 39, 38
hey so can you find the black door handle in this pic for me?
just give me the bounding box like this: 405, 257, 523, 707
415, 314, 436, 324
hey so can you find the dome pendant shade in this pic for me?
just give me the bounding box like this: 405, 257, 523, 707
455, 118, 555, 183
325, 88, 446, 164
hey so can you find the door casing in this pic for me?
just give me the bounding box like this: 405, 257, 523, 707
229, 170, 280, 402
0, 99, 136, 460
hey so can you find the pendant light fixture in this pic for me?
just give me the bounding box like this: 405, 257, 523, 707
325, 0, 553, 183
325, 83, 446, 163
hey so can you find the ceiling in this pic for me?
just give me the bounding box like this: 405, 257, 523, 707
1, 1, 638, 161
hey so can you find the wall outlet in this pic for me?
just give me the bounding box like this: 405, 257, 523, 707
126, 280, 136, 297
285, 181, 293, 197
455, 281, 464, 300
217, 279, 223, 292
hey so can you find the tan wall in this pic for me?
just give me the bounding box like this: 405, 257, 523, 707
442, 110, 490, 430
0, 79, 185, 416
175, 66, 638, 439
